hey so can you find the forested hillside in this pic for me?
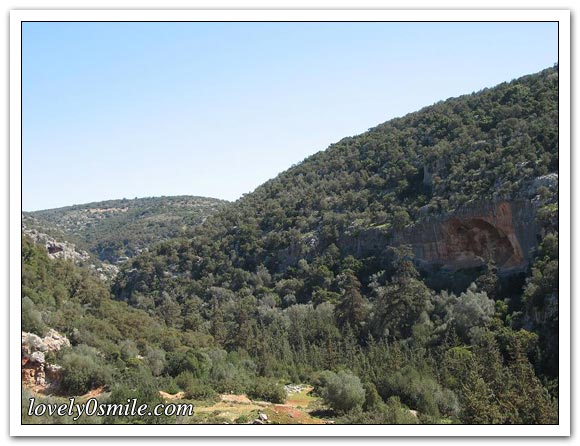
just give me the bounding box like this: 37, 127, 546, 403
22, 67, 559, 424
25, 196, 227, 264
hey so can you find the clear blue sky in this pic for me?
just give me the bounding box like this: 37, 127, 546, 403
22, 22, 558, 211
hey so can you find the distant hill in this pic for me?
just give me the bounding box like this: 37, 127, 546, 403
24, 196, 228, 264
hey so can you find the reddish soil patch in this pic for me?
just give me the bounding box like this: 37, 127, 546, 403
272, 404, 303, 418
269, 404, 326, 424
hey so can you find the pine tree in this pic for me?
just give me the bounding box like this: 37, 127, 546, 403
210, 299, 227, 346
335, 271, 366, 334
503, 340, 558, 424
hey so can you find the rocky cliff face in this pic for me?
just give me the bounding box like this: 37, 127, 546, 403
393, 200, 538, 275
274, 198, 540, 284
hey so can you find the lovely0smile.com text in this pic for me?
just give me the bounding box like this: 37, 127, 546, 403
26, 397, 194, 421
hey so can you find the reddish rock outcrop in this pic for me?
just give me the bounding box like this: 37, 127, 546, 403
394, 200, 538, 274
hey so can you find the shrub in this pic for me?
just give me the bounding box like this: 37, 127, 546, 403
106, 378, 172, 424
320, 371, 365, 413
158, 376, 180, 395
119, 339, 139, 361
22, 296, 46, 335
175, 370, 196, 391
337, 396, 419, 424
166, 349, 210, 378
310, 370, 338, 396
208, 349, 253, 393
144, 347, 166, 376
447, 285, 495, 339
176, 371, 216, 400
362, 381, 383, 411
384, 396, 421, 424
60, 345, 111, 395
184, 380, 217, 401
378, 365, 454, 418
101, 365, 181, 424
247, 378, 286, 403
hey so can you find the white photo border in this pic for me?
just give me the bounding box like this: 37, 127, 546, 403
9, 8, 571, 437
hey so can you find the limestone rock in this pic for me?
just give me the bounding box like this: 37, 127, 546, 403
30, 351, 45, 364
22, 218, 119, 280
43, 329, 71, 351
284, 384, 307, 394
392, 200, 539, 276
527, 173, 558, 199
21, 329, 69, 392
22, 332, 44, 353
533, 173, 558, 190
21, 224, 91, 263
22, 330, 70, 357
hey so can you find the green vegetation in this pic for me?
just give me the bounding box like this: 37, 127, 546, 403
60, 345, 112, 395
25, 196, 227, 263
22, 67, 559, 425
319, 371, 366, 413
247, 378, 287, 403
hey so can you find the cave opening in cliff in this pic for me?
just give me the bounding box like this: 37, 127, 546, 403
446, 217, 519, 268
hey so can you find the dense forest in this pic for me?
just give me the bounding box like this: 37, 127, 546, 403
22, 67, 559, 424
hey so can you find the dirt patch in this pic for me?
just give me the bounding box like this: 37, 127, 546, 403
159, 391, 185, 400
285, 386, 315, 408
273, 404, 303, 418
268, 404, 326, 424
188, 388, 327, 424
220, 393, 252, 404
194, 401, 263, 421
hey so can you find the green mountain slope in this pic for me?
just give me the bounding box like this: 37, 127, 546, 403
113, 67, 558, 302
108, 67, 558, 424
25, 196, 228, 264
22, 67, 559, 425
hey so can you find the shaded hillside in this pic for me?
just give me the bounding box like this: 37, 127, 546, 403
25, 196, 228, 264
108, 67, 558, 424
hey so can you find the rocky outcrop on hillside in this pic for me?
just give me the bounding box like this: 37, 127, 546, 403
396, 173, 557, 276
529, 173, 558, 196
22, 329, 71, 353
393, 200, 539, 275
21, 329, 70, 391
22, 220, 119, 280
22, 223, 91, 263
273, 196, 543, 280
339, 173, 557, 281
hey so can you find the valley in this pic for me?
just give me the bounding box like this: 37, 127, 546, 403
21, 67, 560, 425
